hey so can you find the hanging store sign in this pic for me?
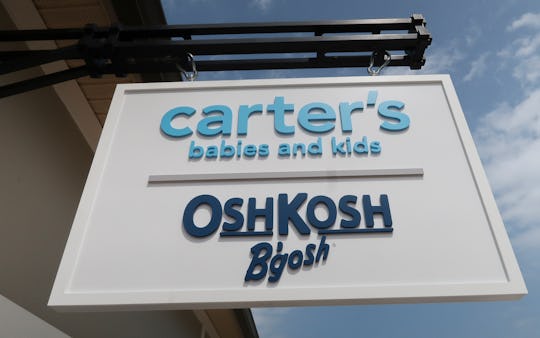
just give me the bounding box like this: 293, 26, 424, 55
49, 75, 526, 310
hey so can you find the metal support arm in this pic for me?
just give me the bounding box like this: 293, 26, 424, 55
0, 14, 431, 98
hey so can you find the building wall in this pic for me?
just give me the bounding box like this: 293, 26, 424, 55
0, 73, 203, 338
0, 294, 70, 338
0, 3, 258, 337
0, 6, 203, 335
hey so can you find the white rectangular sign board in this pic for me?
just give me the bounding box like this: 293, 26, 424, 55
50, 75, 526, 310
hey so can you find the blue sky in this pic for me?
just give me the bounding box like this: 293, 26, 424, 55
162, 1, 540, 337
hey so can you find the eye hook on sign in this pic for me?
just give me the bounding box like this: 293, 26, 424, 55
367, 50, 392, 76
176, 52, 198, 81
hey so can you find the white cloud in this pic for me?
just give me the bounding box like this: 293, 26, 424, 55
514, 34, 540, 57
382, 44, 465, 76
508, 12, 540, 31
513, 55, 540, 85
251, 0, 273, 11
252, 308, 291, 338
376, 66, 413, 76
474, 88, 540, 250
499, 33, 540, 60
420, 45, 465, 73
463, 52, 489, 82
465, 24, 482, 46
499, 14, 540, 87
513, 224, 540, 251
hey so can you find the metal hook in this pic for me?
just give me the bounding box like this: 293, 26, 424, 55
367, 51, 391, 76
176, 53, 198, 81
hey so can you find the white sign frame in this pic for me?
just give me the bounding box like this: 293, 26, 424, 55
49, 75, 526, 310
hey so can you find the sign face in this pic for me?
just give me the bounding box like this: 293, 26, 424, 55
49, 75, 526, 310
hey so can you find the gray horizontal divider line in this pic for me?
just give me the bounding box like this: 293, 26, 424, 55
148, 168, 423, 183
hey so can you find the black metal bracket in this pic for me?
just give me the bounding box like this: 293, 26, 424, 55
0, 15, 431, 98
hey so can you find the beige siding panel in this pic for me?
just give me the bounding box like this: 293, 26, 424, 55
206, 310, 245, 338
54, 39, 76, 48
80, 83, 115, 99
96, 113, 107, 126
34, 0, 99, 9
39, 6, 109, 28
32, 0, 142, 126
88, 98, 110, 115
66, 59, 85, 67
77, 74, 131, 84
